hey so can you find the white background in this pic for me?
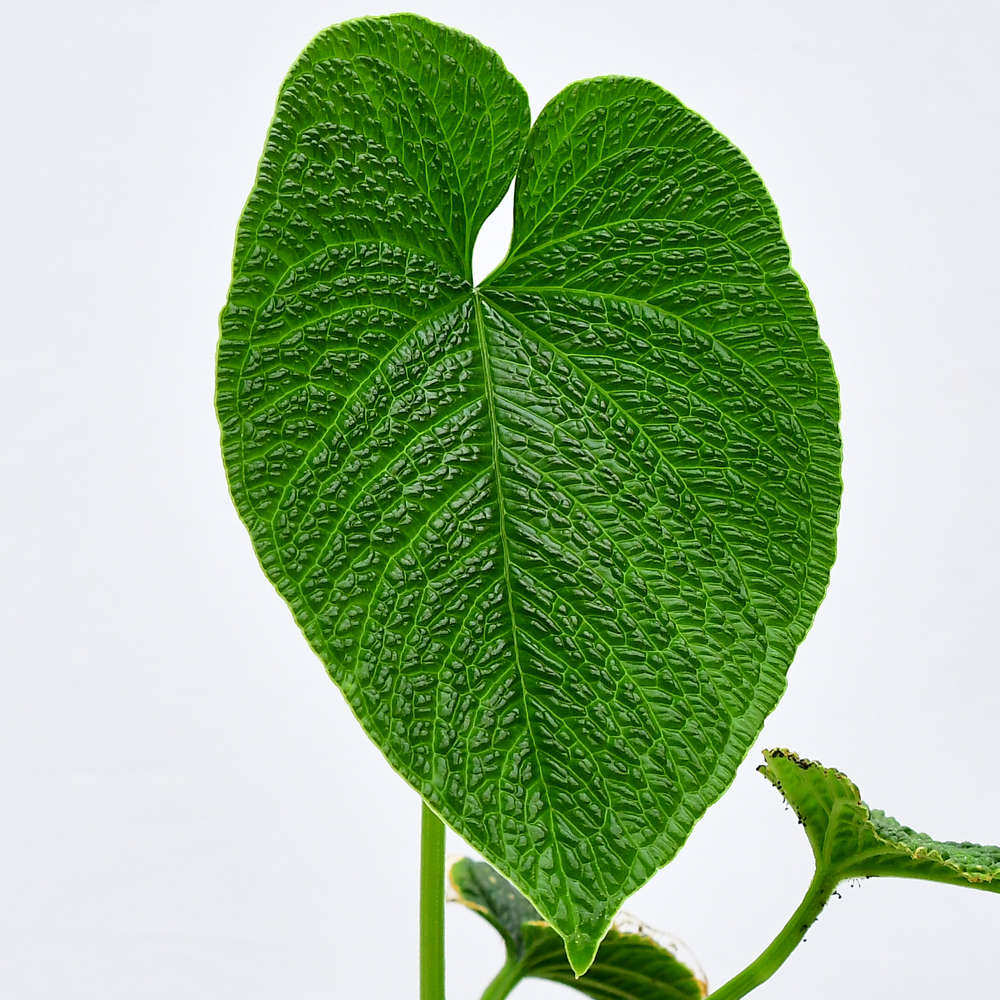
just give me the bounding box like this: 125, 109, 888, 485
3, 1, 999, 997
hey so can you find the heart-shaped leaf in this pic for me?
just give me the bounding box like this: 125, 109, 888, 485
761, 749, 1000, 889
216, 14, 842, 971
450, 857, 707, 999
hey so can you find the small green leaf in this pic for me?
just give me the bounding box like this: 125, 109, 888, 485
217, 13, 842, 971
761, 749, 1000, 889
448, 856, 541, 960
450, 858, 707, 999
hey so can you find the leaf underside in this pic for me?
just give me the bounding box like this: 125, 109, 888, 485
761, 750, 1000, 890
216, 14, 842, 971
450, 857, 707, 999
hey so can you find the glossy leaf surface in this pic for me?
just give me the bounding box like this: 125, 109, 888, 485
216, 14, 842, 970
762, 749, 1000, 889
450, 857, 707, 998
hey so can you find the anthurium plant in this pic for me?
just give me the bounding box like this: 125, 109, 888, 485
216, 14, 997, 998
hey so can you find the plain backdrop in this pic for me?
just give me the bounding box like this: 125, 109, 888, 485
2, 1, 999, 997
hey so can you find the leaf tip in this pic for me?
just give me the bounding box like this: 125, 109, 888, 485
565, 932, 600, 977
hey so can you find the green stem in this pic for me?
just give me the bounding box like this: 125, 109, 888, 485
478, 960, 524, 1000
420, 801, 446, 1000
707, 871, 836, 1000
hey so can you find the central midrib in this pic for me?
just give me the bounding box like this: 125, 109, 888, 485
471, 289, 567, 925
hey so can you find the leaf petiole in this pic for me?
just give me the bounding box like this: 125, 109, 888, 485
705, 870, 835, 1000
477, 960, 524, 1000
421, 802, 447, 1000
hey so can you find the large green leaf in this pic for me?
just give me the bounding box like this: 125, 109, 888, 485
761, 749, 1000, 889
216, 14, 842, 971
450, 857, 707, 999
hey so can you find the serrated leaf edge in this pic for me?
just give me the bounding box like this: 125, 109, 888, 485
760, 748, 1000, 887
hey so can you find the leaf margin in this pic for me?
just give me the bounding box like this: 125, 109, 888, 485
760, 748, 1000, 890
